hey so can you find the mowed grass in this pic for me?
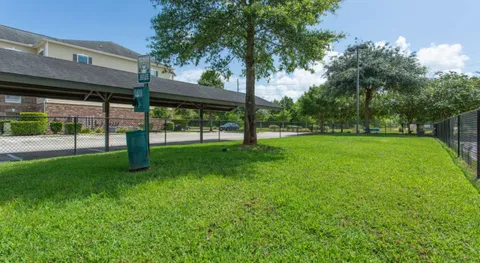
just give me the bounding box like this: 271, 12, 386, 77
0, 136, 479, 262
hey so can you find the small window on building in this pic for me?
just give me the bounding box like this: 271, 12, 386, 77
5, 96, 22, 103
77, 54, 89, 64
38, 49, 44, 56
151, 69, 158, 78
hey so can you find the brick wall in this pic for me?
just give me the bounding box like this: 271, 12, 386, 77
0, 95, 42, 116
45, 103, 144, 119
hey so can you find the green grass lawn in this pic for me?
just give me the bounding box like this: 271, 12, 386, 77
0, 136, 479, 262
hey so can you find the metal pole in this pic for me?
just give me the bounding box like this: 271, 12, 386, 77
104, 102, 110, 152
356, 47, 360, 136
457, 115, 461, 157
218, 121, 221, 141
199, 107, 204, 143
144, 83, 150, 153
164, 118, 167, 146
74, 116, 77, 155
477, 110, 480, 179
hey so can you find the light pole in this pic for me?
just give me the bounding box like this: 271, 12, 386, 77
349, 43, 368, 136
356, 46, 360, 136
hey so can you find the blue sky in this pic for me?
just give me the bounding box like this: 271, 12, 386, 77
1, 0, 478, 101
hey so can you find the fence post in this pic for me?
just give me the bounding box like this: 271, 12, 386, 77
477, 110, 480, 179
332, 122, 335, 135
457, 115, 461, 157
74, 116, 77, 155
218, 121, 221, 141
164, 118, 167, 146
401, 123, 404, 135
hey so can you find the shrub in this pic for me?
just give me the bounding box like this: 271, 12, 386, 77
269, 125, 279, 131
138, 123, 153, 131
11, 121, 45, 136
0, 120, 10, 134
19, 112, 48, 133
65, 122, 82, 134
50, 122, 63, 134
165, 122, 174, 131
116, 127, 132, 133
81, 127, 94, 134
95, 128, 104, 134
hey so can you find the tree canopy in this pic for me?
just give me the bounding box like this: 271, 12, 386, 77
325, 42, 427, 133
149, 0, 344, 144
198, 70, 225, 89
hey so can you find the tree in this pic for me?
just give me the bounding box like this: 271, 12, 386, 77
198, 70, 225, 89
298, 84, 333, 126
151, 107, 172, 119
427, 72, 480, 121
149, 0, 343, 145
325, 42, 427, 133
197, 70, 225, 131
390, 89, 428, 133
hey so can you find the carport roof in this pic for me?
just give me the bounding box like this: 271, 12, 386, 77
0, 49, 282, 111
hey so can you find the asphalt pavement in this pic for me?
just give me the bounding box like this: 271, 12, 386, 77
0, 131, 300, 162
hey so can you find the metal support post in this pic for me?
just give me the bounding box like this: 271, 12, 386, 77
457, 115, 461, 157
199, 107, 204, 143
144, 84, 150, 153
164, 118, 167, 146
104, 102, 110, 152
74, 116, 78, 155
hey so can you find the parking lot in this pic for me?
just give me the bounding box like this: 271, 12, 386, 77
0, 131, 299, 162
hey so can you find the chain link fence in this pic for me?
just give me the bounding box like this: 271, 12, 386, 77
435, 109, 479, 179
0, 115, 431, 162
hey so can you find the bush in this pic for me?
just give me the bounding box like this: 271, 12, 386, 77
19, 112, 48, 133
95, 128, 104, 134
116, 127, 132, 133
269, 125, 279, 131
138, 123, 153, 131
50, 122, 63, 134
11, 121, 45, 136
398, 126, 403, 132
0, 120, 10, 134
65, 122, 82, 134
81, 127, 94, 134
165, 122, 174, 131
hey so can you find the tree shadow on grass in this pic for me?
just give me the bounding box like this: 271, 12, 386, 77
0, 143, 285, 205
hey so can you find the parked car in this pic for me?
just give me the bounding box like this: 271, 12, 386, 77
220, 122, 240, 131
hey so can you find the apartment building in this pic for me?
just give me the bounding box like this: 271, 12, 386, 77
0, 24, 174, 118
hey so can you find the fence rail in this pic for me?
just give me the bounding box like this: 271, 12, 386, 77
435, 109, 479, 179
0, 115, 431, 162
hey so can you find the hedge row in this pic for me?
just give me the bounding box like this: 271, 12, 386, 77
50, 122, 63, 134
10, 121, 46, 136
65, 122, 83, 134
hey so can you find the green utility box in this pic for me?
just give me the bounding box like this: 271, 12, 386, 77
126, 130, 150, 171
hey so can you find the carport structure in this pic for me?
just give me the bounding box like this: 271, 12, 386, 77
0, 49, 281, 150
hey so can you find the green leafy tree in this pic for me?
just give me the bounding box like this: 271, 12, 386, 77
149, 0, 344, 145
298, 85, 333, 128
198, 70, 225, 89
326, 42, 427, 133
390, 89, 428, 133
151, 107, 172, 119
427, 72, 480, 121
197, 70, 225, 131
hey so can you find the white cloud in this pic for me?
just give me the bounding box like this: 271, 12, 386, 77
175, 69, 204, 83
395, 36, 411, 53
417, 43, 469, 73
375, 41, 386, 48
255, 51, 340, 101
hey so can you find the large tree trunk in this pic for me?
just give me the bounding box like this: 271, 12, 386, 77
364, 88, 373, 134
243, 20, 257, 145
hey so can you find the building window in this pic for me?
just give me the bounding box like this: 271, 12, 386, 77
151, 69, 158, 78
38, 49, 44, 56
77, 54, 89, 64
5, 96, 22, 103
